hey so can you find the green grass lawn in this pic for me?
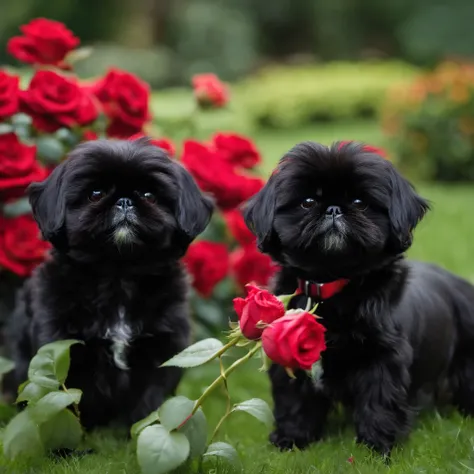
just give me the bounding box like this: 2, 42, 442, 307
1, 121, 474, 473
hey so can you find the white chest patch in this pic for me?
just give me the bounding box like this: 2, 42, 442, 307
105, 305, 133, 370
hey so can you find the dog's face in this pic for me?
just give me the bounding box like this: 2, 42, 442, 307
244, 141, 429, 278
28, 139, 213, 262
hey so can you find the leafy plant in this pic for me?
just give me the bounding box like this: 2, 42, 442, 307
238, 60, 420, 129
383, 61, 474, 182
3, 340, 84, 459
132, 285, 326, 474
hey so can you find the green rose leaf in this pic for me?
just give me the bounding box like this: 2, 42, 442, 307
203, 442, 240, 468
36, 136, 65, 163
137, 425, 190, 474
3, 197, 32, 218
30, 391, 81, 424
131, 410, 160, 439
158, 396, 194, 432
28, 340, 83, 389
231, 398, 274, 427
178, 408, 208, 459
17, 381, 52, 404
3, 409, 44, 459
161, 338, 223, 368
0, 357, 15, 376
40, 409, 83, 451
56, 128, 81, 147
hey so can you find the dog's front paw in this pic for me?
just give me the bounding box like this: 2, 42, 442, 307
270, 428, 314, 451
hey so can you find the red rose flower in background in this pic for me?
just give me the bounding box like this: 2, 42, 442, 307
231, 244, 278, 289
213, 133, 261, 169
184, 241, 230, 297
82, 130, 99, 141
0, 133, 47, 200
20, 70, 99, 133
181, 140, 264, 210
7, 18, 79, 69
233, 284, 285, 340
192, 74, 229, 109
93, 69, 151, 138
223, 210, 255, 246
262, 310, 326, 370
0, 215, 51, 277
128, 133, 176, 157
0, 70, 19, 120
338, 140, 389, 159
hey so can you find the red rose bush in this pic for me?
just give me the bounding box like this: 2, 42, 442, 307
1, 18, 277, 335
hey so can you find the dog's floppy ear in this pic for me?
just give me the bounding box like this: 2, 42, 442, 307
243, 175, 278, 253
387, 164, 429, 253
174, 162, 214, 242
28, 163, 68, 249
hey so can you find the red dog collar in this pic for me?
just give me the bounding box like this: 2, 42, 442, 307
297, 278, 349, 301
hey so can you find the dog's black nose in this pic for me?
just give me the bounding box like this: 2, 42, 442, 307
116, 197, 134, 210
325, 205, 342, 216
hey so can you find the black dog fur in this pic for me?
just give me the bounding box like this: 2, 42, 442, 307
5, 139, 213, 429
244, 141, 474, 455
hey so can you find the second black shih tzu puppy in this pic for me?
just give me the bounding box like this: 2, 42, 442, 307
6, 139, 213, 429
244, 141, 474, 455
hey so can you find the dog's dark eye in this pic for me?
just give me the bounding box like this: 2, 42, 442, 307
352, 198, 365, 209
301, 198, 316, 209
139, 192, 156, 203
89, 190, 106, 202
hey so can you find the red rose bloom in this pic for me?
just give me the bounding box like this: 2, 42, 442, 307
93, 69, 151, 138
338, 141, 389, 159
7, 18, 79, 68
0, 133, 47, 200
233, 284, 285, 340
231, 244, 278, 289
223, 210, 255, 246
192, 74, 229, 109
262, 310, 326, 370
20, 70, 99, 133
82, 130, 99, 141
213, 133, 261, 169
128, 133, 176, 157
183, 241, 229, 297
181, 140, 264, 210
0, 215, 51, 277
0, 70, 19, 120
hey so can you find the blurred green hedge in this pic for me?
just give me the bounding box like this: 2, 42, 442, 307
238, 61, 421, 130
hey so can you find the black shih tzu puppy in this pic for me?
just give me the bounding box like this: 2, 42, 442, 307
5, 139, 213, 429
244, 141, 474, 455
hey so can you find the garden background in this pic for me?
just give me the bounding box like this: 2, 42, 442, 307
1, 0, 474, 472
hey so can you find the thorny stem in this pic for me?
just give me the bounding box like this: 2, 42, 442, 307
191, 341, 262, 416
61, 383, 80, 419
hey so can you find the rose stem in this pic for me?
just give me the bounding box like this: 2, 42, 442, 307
192, 341, 262, 415
209, 357, 233, 443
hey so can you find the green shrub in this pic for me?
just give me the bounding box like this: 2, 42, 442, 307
383, 61, 474, 182
238, 61, 420, 129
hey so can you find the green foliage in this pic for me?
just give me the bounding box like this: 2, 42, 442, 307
239, 61, 420, 130
3, 340, 84, 460
178, 408, 208, 459
231, 398, 273, 428
383, 62, 474, 182
136, 425, 190, 474
161, 338, 224, 368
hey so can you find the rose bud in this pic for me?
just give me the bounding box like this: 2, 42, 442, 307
262, 310, 326, 370
233, 284, 285, 340
192, 73, 229, 109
